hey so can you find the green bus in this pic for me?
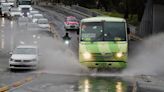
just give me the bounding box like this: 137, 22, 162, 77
79, 16, 128, 69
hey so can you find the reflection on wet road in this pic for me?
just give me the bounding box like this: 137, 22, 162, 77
78, 77, 128, 92
11, 74, 130, 92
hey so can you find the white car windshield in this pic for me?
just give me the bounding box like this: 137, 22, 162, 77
67, 18, 77, 22
31, 11, 39, 14
14, 48, 36, 54
10, 9, 20, 12
33, 15, 43, 19
1, 6, 10, 11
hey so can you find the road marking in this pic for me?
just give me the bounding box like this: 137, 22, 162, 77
0, 85, 9, 92
0, 76, 36, 92
1, 39, 4, 49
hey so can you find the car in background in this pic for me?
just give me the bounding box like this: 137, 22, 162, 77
28, 10, 39, 18
9, 45, 39, 69
32, 14, 44, 23
18, 4, 32, 17
37, 18, 50, 31
8, 8, 22, 19
64, 16, 79, 30
1, 2, 13, 17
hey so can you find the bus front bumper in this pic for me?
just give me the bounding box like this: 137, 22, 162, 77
80, 61, 127, 69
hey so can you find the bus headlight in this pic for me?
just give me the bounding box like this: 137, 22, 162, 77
116, 52, 123, 58
83, 52, 92, 60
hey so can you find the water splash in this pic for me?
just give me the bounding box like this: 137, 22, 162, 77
123, 33, 164, 76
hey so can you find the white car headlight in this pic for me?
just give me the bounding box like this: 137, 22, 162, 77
116, 52, 123, 58
83, 52, 92, 60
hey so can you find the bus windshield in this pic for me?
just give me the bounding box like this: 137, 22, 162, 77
19, 1, 31, 5
81, 22, 126, 41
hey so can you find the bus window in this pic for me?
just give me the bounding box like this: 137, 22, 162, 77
104, 22, 126, 41
81, 22, 103, 41
19, 1, 31, 5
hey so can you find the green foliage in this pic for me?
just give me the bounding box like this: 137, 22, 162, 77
91, 9, 139, 26
92, 9, 124, 18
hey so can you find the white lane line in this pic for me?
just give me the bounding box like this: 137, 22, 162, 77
1, 38, 5, 49
10, 21, 14, 27
1, 18, 5, 27
1, 33, 5, 49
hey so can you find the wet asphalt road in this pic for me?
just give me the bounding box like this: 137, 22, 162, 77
0, 5, 164, 92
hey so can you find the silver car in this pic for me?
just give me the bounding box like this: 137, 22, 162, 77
37, 18, 50, 31
8, 8, 22, 19
29, 10, 39, 18
9, 45, 39, 69
32, 14, 44, 23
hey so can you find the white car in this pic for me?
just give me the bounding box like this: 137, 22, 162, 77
9, 45, 39, 69
1, 3, 12, 17
64, 16, 79, 30
37, 18, 50, 31
32, 14, 44, 23
29, 10, 39, 18
8, 8, 22, 18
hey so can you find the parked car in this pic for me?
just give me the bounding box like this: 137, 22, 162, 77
64, 16, 79, 30
9, 45, 39, 69
37, 18, 50, 31
32, 14, 44, 23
